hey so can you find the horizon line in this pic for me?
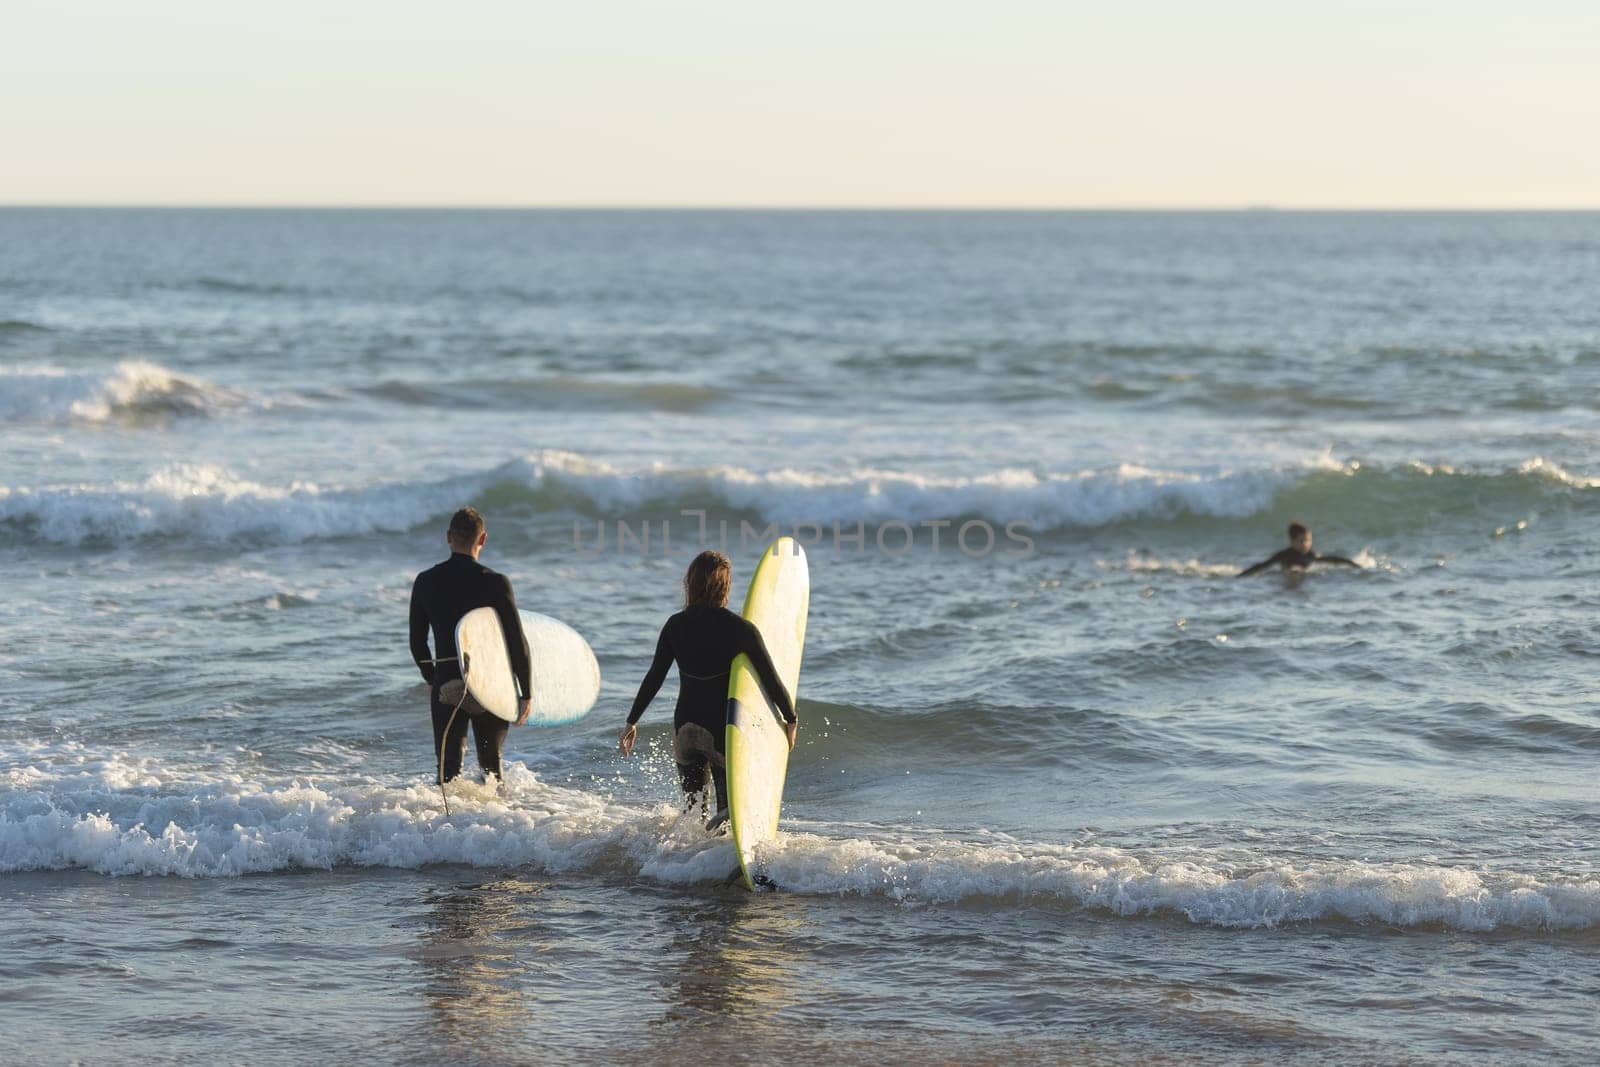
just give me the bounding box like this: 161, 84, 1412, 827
3, 202, 1600, 213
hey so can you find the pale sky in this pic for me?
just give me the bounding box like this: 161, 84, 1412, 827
2, 0, 1597, 207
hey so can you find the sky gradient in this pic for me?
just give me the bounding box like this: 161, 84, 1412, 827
2, 1, 1597, 207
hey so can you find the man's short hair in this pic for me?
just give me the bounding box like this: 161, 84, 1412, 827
1287, 522, 1309, 540
448, 507, 486, 548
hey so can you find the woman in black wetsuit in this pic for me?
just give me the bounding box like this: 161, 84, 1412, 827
619, 550, 798, 826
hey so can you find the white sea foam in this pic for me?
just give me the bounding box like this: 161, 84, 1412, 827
757, 831, 1600, 932
2, 751, 1594, 933
0, 450, 1335, 547
1518, 455, 1600, 489
3, 449, 1590, 548
0, 361, 252, 422
507, 452, 1327, 529
0, 462, 457, 545
1096, 553, 1242, 578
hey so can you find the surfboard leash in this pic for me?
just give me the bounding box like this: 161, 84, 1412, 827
420, 652, 469, 816
436, 683, 469, 816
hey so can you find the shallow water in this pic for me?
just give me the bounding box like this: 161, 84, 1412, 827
1, 209, 1597, 1062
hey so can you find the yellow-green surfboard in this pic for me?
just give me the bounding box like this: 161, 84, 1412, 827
725, 537, 809, 890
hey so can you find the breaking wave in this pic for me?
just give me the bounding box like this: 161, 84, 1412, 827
0, 361, 252, 423
1, 450, 1593, 548
0, 463, 454, 547
1, 751, 1594, 934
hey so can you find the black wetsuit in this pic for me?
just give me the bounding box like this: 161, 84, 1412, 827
626, 605, 797, 812
409, 552, 531, 783
1238, 547, 1359, 578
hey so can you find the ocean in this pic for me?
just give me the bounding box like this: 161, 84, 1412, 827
1, 208, 1596, 1064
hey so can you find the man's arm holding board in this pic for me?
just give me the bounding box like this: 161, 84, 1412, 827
495, 575, 533, 725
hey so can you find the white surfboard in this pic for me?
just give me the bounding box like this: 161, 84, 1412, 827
454, 608, 601, 725
725, 537, 809, 889
519, 609, 602, 725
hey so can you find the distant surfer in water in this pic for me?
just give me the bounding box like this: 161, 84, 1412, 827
410, 507, 531, 785
619, 550, 798, 830
1238, 522, 1361, 578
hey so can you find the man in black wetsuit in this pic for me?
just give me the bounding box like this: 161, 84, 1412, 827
1239, 522, 1361, 578
409, 507, 532, 784
619, 550, 797, 828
